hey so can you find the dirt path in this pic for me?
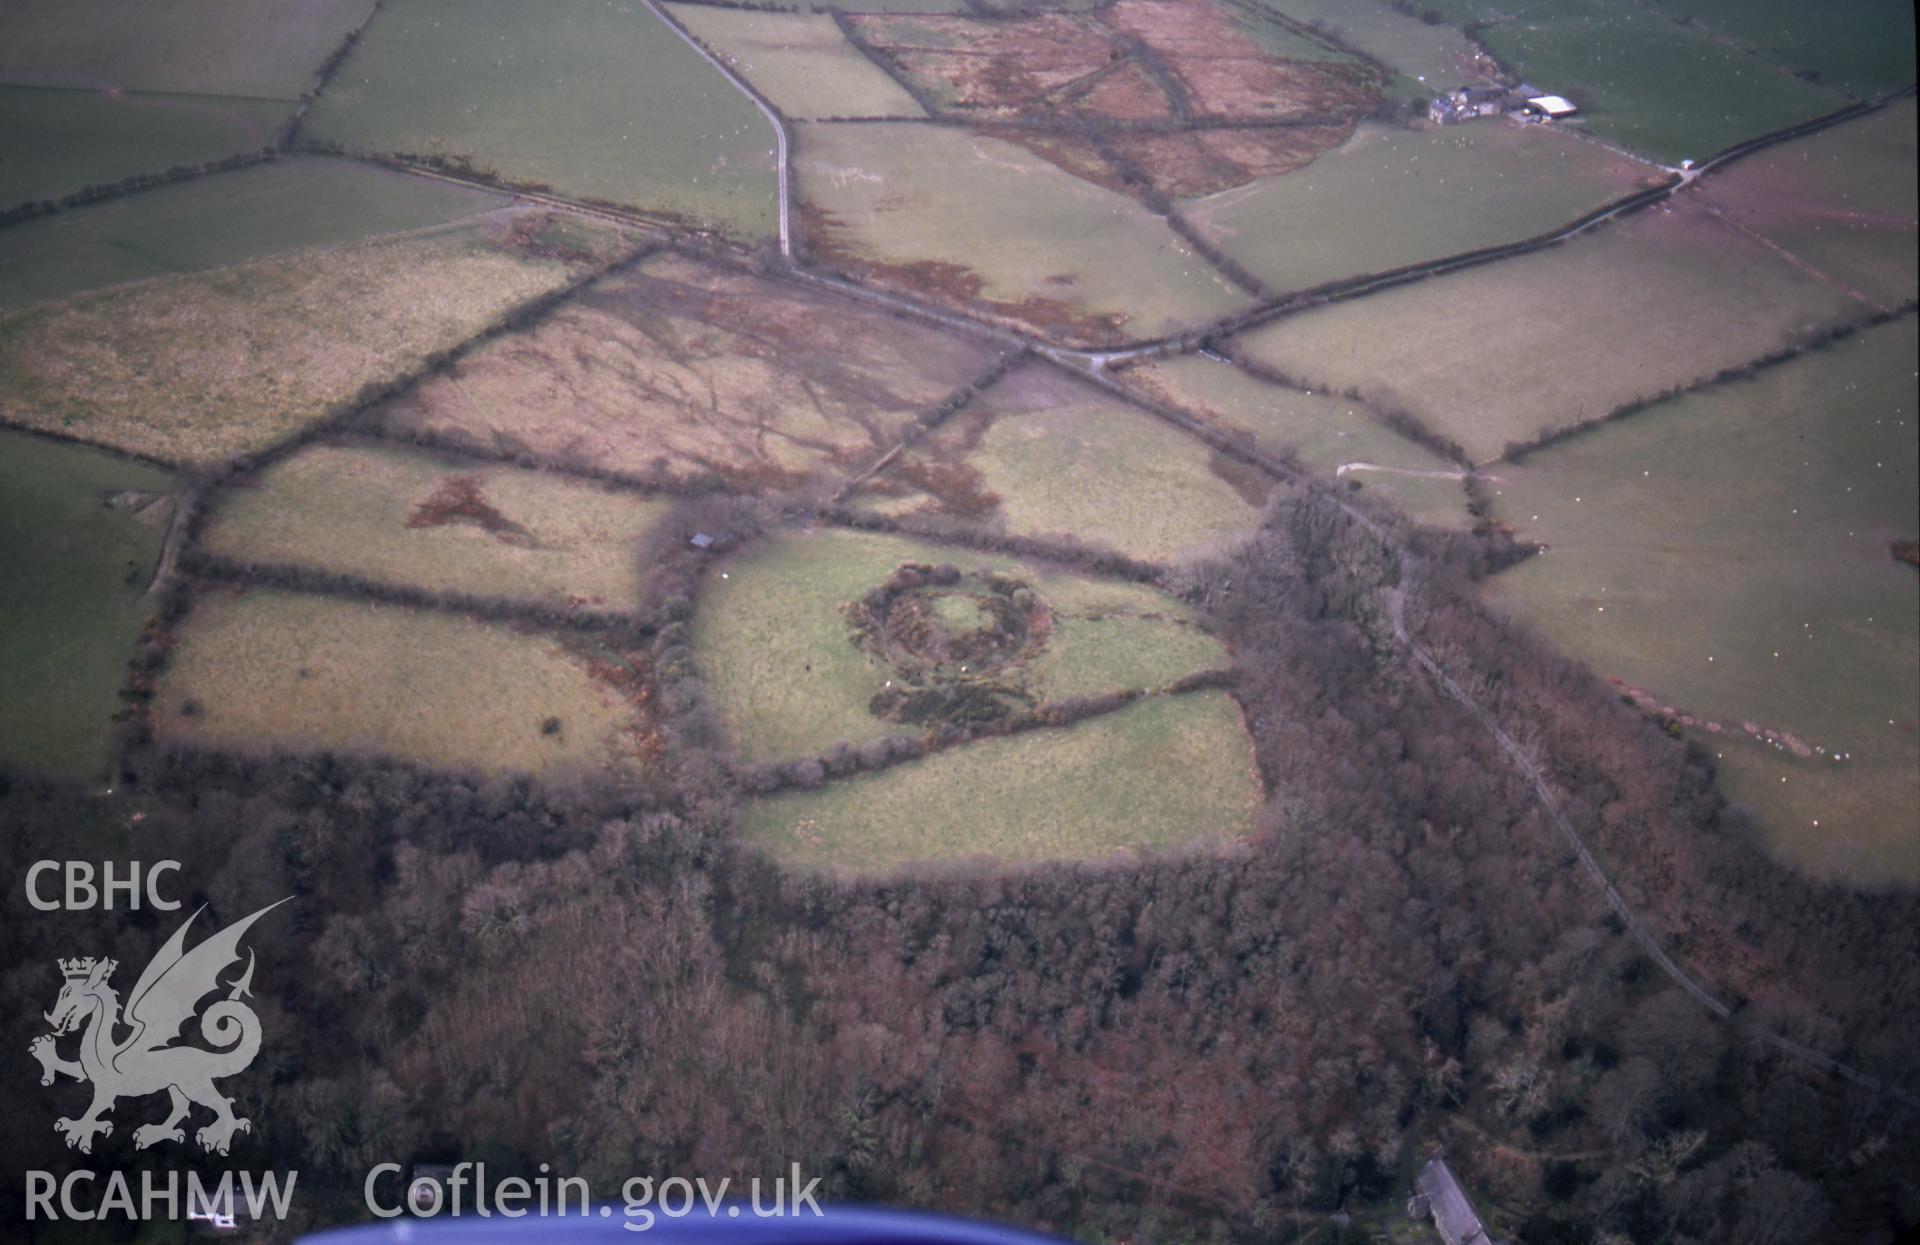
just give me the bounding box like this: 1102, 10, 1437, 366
1335, 461, 1471, 482
1703, 202, 1890, 312
144, 493, 189, 595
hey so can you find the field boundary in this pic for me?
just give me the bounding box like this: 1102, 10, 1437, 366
179, 548, 659, 635
0, 150, 275, 229
1493, 301, 1919, 464
736, 672, 1237, 796
833, 349, 1028, 501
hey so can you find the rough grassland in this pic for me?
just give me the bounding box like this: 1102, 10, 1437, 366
1268, 0, 1486, 88
303, 0, 776, 237
693, 527, 1227, 762
0, 156, 508, 310
0, 431, 170, 780
1123, 355, 1471, 528
0, 87, 286, 211
737, 690, 1260, 871
1645, 0, 1915, 101
1695, 100, 1919, 312
157, 590, 660, 780
862, 363, 1268, 563
199, 443, 673, 609
375, 251, 1001, 490
795, 121, 1249, 346
0, 225, 581, 464
1480, 321, 1919, 885
1179, 122, 1651, 294
665, 6, 925, 120
1236, 200, 1861, 463
1467, 0, 1847, 163
0, 0, 375, 99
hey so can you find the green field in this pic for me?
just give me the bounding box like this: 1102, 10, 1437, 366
0, 431, 172, 779
199, 443, 673, 609
157, 589, 661, 779
1646, 0, 1916, 100
1461, 0, 1848, 163
665, 6, 925, 120
795, 121, 1249, 345
1268, 0, 1486, 88
1696, 100, 1919, 311
737, 690, 1260, 871
0, 224, 583, 463
1480, 319, 1919, 885
1122, 355, 1472, 528
0, 86, 286, 210
0, 156, 508, 309
1179, 121, 1650, 294
694, 527, 1228, 763
1235, 200, 1862, 463
304, 0, 777, 237
376, 251, 1001, 489
0, 0, 373, 98
860, 363, 1269, 562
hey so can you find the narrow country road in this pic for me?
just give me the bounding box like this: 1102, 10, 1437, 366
639, 0, 791, 257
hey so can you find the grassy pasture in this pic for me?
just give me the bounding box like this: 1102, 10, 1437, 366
737, 690, 1259, 871
1645, 0, 1916, 101
0, 156, 508, 310
1178, 122, 1651, 295
0, 431, 171, 780
795, 121, 1249, 346
0, 225, 581, 464
376, 251, 1001, 489
199, 443, 673, 609
1696, 101, 1918, 311
861, 363, 1269, 563
1235, 200, 1862, 463
1122, 355, 1471, 528
1266, 0, 1486, 89
303, 0, 776, 237
665, 6, 925, 120
1479, 320, 1919, 885
1462, 0, 1847, 164
0, 0, 374, 99
157, 589, 661, 780
0, 87, 285, 210
693, 526, 1228, 763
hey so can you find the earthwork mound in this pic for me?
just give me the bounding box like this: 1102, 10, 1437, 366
846, 562, 1053, 729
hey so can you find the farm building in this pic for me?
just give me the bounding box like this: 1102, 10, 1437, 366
1429, 84, 1511, 124
1412, 1156, 1499, 1245
1429, 84, 1578, 125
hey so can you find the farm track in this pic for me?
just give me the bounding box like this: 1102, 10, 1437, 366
1385, 583, 1920, 1110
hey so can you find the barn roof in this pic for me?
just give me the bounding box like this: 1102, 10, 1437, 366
1528, 94, 1579, 116
1416, 1157, 1493, 1245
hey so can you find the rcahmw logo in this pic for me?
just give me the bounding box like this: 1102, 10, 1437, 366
22, 862, 298, 1226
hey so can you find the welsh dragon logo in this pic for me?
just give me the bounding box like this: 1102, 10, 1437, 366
30, 899, 288, 1156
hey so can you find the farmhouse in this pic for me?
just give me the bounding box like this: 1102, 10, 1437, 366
1428, 83, 1578, 125
1412, 1156, 1499, 1245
